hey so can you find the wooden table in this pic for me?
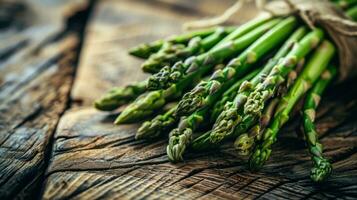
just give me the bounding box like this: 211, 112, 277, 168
1, 0, 356, 199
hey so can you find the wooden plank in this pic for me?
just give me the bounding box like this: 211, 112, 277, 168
0, 0, 89, 198
151, 0, 258, 23
43, 85, 357, 199
42, 0, 357, 199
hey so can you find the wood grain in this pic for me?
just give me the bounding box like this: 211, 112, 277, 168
0, 0, 87, 198
40, 0, 357, 199
43, 85, 357, 199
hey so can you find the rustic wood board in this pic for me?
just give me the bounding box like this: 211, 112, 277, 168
1, 0, 356, 199
0, 0, 88, 198
40, 0, 357, 199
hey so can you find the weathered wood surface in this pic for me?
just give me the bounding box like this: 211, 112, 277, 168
0, 0, 88, 199
41, 0, 357, 200
1, 0, 357, 199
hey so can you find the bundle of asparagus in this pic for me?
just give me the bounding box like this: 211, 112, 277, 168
95, 1, 357, 182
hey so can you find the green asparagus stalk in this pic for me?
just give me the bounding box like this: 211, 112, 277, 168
249, 40, 336, 170
115, 61, 233, 124
175, 17, 298, 117
94, 80, 147, 111
191, 26, 307, 151
211, 68, 261, 121
234, 125, 260, 156
302, 66, 337, 182
234, 98, 279, 156
142, 27, 234, 73
114, 83, 177, 124
129, 27, 218, 59
147, 18, 281, 91
129, 40, 163, 59
136, 104, 177, 140
141, 42, 188, 73
167, 108, 208, 162
166, 69, 261, 162
117, 20, 281, 123
233, 67, 301, 144
212, 16, 271, 50
243, 29, 325, 125
208, 26, 306, 143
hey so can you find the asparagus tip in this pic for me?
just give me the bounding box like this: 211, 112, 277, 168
141, 62, 158, 73
94, 100, 118, 111
135, 121, 158, 140
234, 133, 254, 156
249, 148, 271, 171
128, 48, 149, 59
114, 112, 132, 124
310, 159, 332, 182
167, 128, 192, 162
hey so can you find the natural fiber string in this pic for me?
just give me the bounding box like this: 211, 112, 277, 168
183, 0, 357, 80
184, 0, 357, 36
318, 16, 357, 36
282, 0, 357, 36
272, 0, 357, 80
183, 0, 267, 30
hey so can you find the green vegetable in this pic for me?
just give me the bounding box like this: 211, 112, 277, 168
211, 68, 261, 121
166, 69, 260, 162
175, 17, 298, 117
249, 40, 336, 171
147, 19, 281, 91
302, 65, 337, 182
129, 27, 218, 59
167, 108, 208, 162
195, 26, 307, 149
136, 105, 177, 140
234, 98, 279, 156
243, 29, 325, 128
142, 27, 234, 73
94, 80, 147, 111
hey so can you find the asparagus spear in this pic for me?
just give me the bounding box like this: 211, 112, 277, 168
142, 27, 234, 73
116, 20, 284, 124
249, 40, 336, 170
95, 26, 235, 111
166, 69, 259, 162
191, 26, 307, 151
235, 125, 260, 156
129, 27, 218, 59
136, 105, 177, 140
212, 16, 271, 50
97, 26, 236, 111
175, 17, 298, 117
94, 80, 147, 111
167, 107, 208, 162
243, 29, 325, 127
211, 68, 261, 121
116, 60, 234, 124
147, 18, 281, 91
136, 70, 260, 141
114, 87, 173, 124
302, 66, 337, 182
129, 39, 163, 59
234, 98, 279, 156
141, 42, 188, 73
